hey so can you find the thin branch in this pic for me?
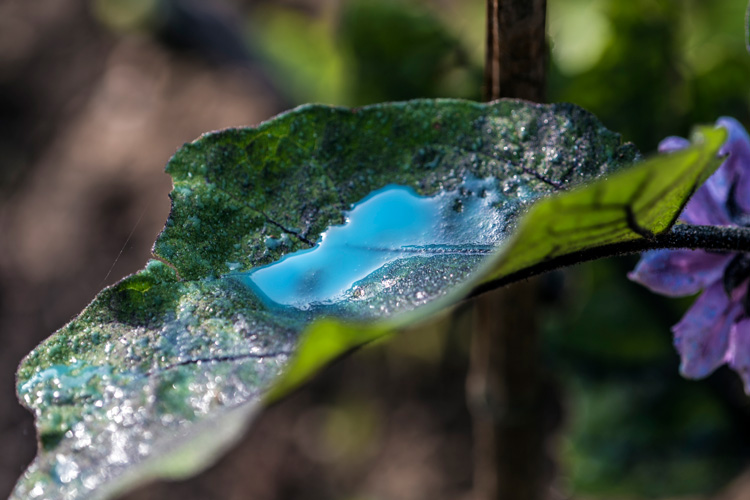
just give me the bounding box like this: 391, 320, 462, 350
469, 224, 750, 298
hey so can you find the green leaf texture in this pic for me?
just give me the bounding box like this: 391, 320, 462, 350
11, 99, 723, 499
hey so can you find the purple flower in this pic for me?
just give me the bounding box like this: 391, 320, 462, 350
629, 117, 750, 391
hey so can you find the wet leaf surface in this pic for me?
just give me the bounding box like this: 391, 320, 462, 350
11, 99, 723, 499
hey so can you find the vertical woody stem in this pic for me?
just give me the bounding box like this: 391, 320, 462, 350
470, 1, 551, 499
483, 0, 547, 102
468, 283, 552, 500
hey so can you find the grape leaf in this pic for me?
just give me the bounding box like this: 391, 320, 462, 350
11, 99, 723, 500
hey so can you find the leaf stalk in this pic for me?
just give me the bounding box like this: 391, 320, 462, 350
470, 224, 750, 298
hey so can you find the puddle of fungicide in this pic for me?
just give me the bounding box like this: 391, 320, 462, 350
235, 181, 505, 310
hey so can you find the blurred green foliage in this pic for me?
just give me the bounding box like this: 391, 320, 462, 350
249, 0, 482, 105
543, 259, 747, 497
548, 0, 750, 152
337, 0, 480, 103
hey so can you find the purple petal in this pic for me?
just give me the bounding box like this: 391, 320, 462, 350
727, 317, 750, 393
684, 118, 750, 221
716, 117, 750, 213
672, 281, 741, 379
628, 249, 730, 297
677, 119, 748, 225
658, 136, 691, 153
659, 129, 732, 225
680, 185, 732, 225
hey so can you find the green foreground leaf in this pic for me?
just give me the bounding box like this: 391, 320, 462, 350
11, 99, 723, 500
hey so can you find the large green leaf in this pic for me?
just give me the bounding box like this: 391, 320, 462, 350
11, 99, 723, 500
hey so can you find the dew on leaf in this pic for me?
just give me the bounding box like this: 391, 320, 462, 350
54, 453, 80, 484
11, 100, 653, 500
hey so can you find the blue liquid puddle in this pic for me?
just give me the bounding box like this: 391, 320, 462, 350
235, 180, 505, 311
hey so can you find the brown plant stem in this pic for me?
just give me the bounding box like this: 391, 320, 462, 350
468, 283, 553, 500
471, 1, 551, 499
483, 0, 547, 102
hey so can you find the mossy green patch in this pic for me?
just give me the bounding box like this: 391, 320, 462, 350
109, 263, 182, 327
154, 100, 636, 281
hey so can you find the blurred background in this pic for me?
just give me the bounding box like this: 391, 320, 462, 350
1, 0, 750, 498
